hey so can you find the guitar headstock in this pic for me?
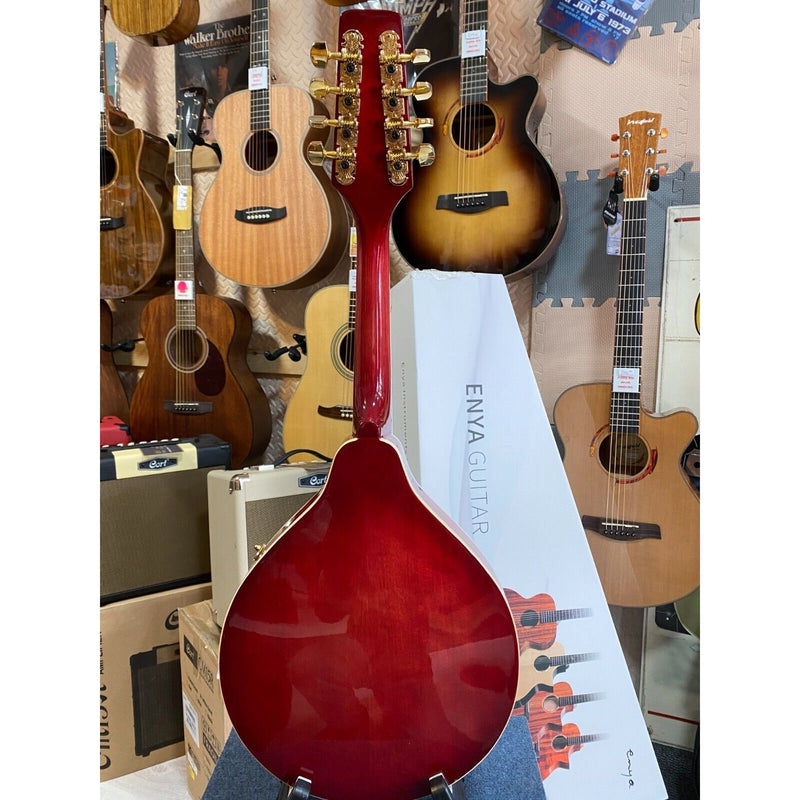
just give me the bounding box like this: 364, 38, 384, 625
306, 9, 434, 227
611, 110, 666, 200
174, 87, 207, 152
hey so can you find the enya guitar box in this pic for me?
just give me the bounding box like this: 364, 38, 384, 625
178, 599, 233, 800
99, 582, 211, 782
390, 271, 667, 799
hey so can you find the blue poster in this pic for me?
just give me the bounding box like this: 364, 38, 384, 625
538, 0, 653, 64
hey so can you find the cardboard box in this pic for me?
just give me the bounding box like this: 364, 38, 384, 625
390, 272, 667, 799
179, 599, 233, 800
100, 582, 212, 781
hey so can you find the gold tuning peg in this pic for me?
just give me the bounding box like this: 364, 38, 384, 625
310, 42, 345, 68
388, 143, 436, 167
309, 115, 337, 129
397, 48, 431, 65
309, 78, 335, 98
307, 141, 339, 166
660, 127, 668, 138
384, 82, 432, 101
385, 116, 434, 131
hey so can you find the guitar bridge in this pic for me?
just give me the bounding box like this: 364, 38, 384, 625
164, 401, 213, 415
436, 191, 509, 214
317, 404, 354, 421
100, 216, 125, 231
235, 206, 288, 224
582, 515, 661, 541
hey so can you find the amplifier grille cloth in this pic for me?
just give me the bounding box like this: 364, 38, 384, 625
244, 494, 314, 568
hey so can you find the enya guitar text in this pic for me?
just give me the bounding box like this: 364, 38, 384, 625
198, 0, 348, 288
553, 111, 700, 608
100, 2, 172, 299
129, 87, 271, 469
392, 0, 565, 278
219, 11, 519, 799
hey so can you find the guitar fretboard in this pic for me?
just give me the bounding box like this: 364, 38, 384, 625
460, 0, 488, 103
250, 0, 271, 131
610, 197, 647, 434
100, 3, 108, 148
174, 149, 197, 331
539, 652, 600, 669
555, 733, 605, 749
534, 608, 593, 625
557, 692, 604, 707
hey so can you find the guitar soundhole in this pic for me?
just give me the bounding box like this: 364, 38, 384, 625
542, 695, 559, 713
331, 326, 355, 380
165, 327, 209, 373
100, 147, 117, 187
598, 433, 650, 477
520, 610, 540, 628
552, 735, 568, 751
194, 340, 227, 396
244, 130, 279, 172
338, 330, 355, 372
451, 103, 496, 152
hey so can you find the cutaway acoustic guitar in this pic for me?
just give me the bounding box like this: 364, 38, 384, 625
391, 0, 565, 278
108, 0, 199, 46
553, 111, 700, 608
129, 87, 271, 469
218, 11, 519, 799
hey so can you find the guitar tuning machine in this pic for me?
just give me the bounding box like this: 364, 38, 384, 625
309, 41, 362, 69
306, 141, 344, 167
381, 81, 433, 102
388, 143, 435, 168
381, 47, 431, 66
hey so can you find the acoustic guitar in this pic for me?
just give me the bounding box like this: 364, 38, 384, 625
100, 2, 172, 300
391, 0, 565, 278
504, 589, 592, 651
519, 681, 604, 742
218, 12, 519, 799
129, 87, 272, 469
553, 111, 700, 608
282, 228, 357, 461
198, 0, 349, 288
516, 643, 600, 703
108, 0, 199, 46
536, 722, 606, 780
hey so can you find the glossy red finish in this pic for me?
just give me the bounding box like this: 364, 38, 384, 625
219, 437, 519, 799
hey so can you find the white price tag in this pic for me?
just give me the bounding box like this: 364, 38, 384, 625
100, 92, 106, 113
613, 367, 639, 393
248, 66, 270, 90
349, 269, 357, 292
174, 279, 195, 300
462, 29, 486, 58
606, 211, 622, 255
182, 691, 199, 746
176, 185, 190, 212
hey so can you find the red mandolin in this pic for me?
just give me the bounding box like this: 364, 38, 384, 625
218, 10, 519, 800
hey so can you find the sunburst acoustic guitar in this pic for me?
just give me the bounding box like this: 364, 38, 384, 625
198, 0, 348, 288
129, 88, 271, 469
108, 0, 199, 46
391, 0, 565, 278
553, 111, 700, 608
218, 12, 519, 799
283, 227, 357, 461
100, 2, 172, 300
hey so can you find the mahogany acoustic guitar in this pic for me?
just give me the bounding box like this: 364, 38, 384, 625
553, 111, 700, 608
198, 0, 349, 288
129, 88, 271, 469
391, 0, 565, 278
218, 11, 519, 799
108, 0, 199, 46
100, 2, 172, 299
283, 228, 357, 461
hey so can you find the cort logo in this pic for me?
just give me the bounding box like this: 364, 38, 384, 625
165, 609, 180, 630
626, 117, 655, 125
138, 457, 178, 471
298, 473, 328, 488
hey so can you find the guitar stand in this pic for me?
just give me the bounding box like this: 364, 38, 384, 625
101, 337, 143, 353
166, 131, 222, 163
264, 334, 307, 362
276, 773, 459, 800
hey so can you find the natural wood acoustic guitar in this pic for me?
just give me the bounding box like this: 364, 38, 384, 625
553, 111, 700, 608
504, 589, 592, 651
100, 2, 172, 299
129, 88, 271, 469
218, 12, 519, 799
108, 0, 199, 46
391, 0, 565, 278
283, 228, 357, 461
536, 722, 606, 780
198, 0, 349, 288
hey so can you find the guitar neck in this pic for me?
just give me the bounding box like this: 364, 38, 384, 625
173, 143, 197, 330
558, 692, 604, 707
100, 1, 108, 147
545, 651, 600, 668
537, 607, 593, 624
460, 0, 489, 103
250, 0, 271, 130
610, 196, 646, 434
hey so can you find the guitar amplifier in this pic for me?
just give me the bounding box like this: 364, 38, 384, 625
101, 435, 231, 605
207, 461, 331, 626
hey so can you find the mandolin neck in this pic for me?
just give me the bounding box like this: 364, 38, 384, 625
352, 218, 391, 438
250, 0, 271, 131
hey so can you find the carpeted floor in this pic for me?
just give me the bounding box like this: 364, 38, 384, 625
654, 742, 699, 799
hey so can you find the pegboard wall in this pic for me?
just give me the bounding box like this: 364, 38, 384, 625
102, 0, 700, 459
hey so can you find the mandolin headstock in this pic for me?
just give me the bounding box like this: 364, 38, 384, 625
306, 9, 434, 230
